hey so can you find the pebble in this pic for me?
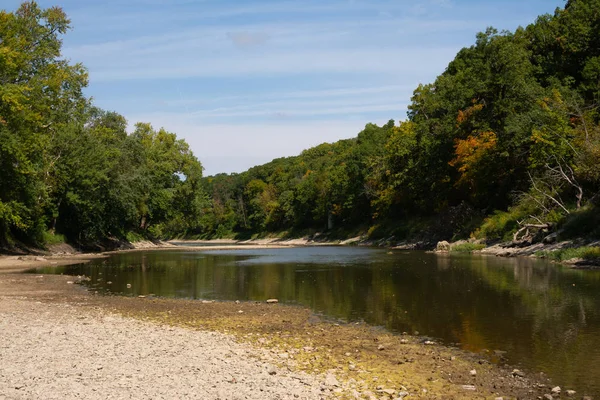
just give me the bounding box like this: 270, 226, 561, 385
324, 373, 339, 387
470, 369, 477, 376
461, 385, 476, 391
551, 386, 561, 394
266, 299, 279, 304
377, 345, 385, 351
566, 389, 576, 396
543, 394, 553, 400
400, 339, 408, 344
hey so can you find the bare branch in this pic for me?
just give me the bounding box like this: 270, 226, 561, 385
528, 172, 570, 214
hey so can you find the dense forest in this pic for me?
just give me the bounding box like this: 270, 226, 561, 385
195, 0, 600, 243
1, 0, 599, 250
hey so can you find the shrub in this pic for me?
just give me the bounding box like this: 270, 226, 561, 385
450, 243, 486, 253
42, 231, 65, 246
536, 246, 600, 262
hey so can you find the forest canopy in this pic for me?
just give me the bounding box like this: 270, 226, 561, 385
1, 0, 599, 249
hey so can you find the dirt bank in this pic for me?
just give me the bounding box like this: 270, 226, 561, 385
0, 265, 579, 399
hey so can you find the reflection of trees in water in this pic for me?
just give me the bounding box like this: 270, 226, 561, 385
464, 256, 600, 393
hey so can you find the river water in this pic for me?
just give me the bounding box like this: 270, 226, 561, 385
32, 246, 600, 395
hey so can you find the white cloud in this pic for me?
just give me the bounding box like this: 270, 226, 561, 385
227, 31, 270, 48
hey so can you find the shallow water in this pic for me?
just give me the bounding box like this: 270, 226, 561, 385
33, 246, 600, 395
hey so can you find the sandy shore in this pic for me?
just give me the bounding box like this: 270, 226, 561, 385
0, 241, 303, 275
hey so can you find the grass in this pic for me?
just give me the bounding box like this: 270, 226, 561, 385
536, 246, 600, 262
450, 243, 486, 253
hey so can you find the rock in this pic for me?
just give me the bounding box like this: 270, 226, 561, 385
424, 340, 435, 345
66, 281, 74, 284
470, 369, 477, 376
267, 367, 277, 375
348, 364, 356, 370
461, 385, 476, 391
35, 257, 47, 261
436, 241, 451, 252
266, 299, 279, 304
551, 386, 561, 394
512, 369, 525, 377
543, 394, 553, 400
400, 339, 408, 344
126, 284, 132, 288
324, 373, 339, 387
565, 390, 576, 397
396, 391, 410, 399
302, 346, 314, 352
138, 295, 146, 298
377, 344, 385, 351
237, 310, 244, 313
378, 388, 395, 396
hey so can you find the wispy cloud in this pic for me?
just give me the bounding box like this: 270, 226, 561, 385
6, 0, 563, 175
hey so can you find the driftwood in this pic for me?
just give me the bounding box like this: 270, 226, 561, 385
513, 223, 552, 242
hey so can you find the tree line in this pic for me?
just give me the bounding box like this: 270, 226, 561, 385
1, 0, 599, 249
0, 3, 204, 248
195, 0, 600, 243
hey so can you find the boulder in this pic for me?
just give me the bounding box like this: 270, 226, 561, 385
436, 241, 451, 252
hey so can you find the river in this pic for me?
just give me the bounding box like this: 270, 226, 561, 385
32, 246, 600, 395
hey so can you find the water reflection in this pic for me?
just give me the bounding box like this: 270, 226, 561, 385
32, 247, 600, 396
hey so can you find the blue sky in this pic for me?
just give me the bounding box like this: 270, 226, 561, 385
7, 0, 564, 175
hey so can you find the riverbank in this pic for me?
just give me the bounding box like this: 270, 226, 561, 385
0, 240, 312, 275
428, 238, 600, 268
0, 254, 584, 399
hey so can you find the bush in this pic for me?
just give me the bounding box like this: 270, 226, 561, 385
125, 231, 145, 243
560, 206, 600, 239
450, 243, 486, 253
473, 209, 524, 241
42, 230, 65, 246
537, 246, 600, 262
